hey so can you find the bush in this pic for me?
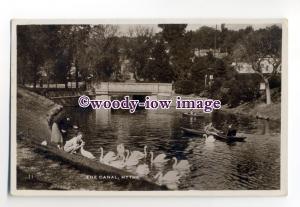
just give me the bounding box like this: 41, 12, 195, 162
221, 76, 260, 108
174, 80, 195, 95
269, 75, 281, 89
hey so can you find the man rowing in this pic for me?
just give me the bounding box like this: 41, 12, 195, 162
226, 124, 237, 137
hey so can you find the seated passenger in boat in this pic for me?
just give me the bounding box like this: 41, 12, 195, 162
63, 132, 84, 153
188, 109, 196, 115
204, 122, 221, 134
226, 124, 237, 137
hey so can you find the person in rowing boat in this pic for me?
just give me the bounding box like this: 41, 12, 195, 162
63, 132, 84, 153
226, 124, 237, 137
204, 122, 221, 134
188, 109, 196, 115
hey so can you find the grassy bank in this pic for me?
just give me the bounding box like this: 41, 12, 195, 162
16, 87, 64, 189
17, 87, 63, 143
221, 101, 281, 121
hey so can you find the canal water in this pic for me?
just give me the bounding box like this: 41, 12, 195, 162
51, 107, 280, 190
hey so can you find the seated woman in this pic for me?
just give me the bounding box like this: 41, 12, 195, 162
63, 132, 84, 153
204, 123, 221, 134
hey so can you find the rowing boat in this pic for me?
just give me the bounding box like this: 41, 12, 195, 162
182, 112, 205, 118
209, 131, 247, 142
180, 127, 206, 136
180, 127, 247, 142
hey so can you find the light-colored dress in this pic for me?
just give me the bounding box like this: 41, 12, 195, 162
64, 136, 80, 153
50, 123, 63, 145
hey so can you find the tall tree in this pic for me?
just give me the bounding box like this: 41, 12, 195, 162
57, 25, 91, 88
232, 26, 282, 104
17, 25, 57, 88
158, 24, 193, 80
147, 36, 174, 82
124, 26, 154, 81
88, 25, 121, 81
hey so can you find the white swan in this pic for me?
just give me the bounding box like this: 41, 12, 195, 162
131, 145, 147, 160
203, 134, 215, 143
154, 170, 181, 185
99, 147, 118, 164
124, 150, 139, 167
41, 140, 47, 146
109, 150, 129, 169
117, 143, 125, 158
172, 157, 190, 171
150, 151, 169, 164
73, 125, 79, 129
136, 164, 150, 177
80, 144, 96, 159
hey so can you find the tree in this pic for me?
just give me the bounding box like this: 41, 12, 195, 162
147, 37, 174, 82
56, 25, 91, 88
232, 26, 282, 104
88, 25, 121, 81
17, 25, 58, 88
158, 24, 193, 81
123, 26, 155, 81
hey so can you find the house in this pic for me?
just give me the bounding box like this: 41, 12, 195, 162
232, 57, 281, 91
194, 48, 228, 59
232, 57, 281, 74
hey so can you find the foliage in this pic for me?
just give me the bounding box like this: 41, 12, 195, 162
17, 23, 282, 107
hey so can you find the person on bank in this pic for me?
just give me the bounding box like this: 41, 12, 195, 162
59, 117, 72, 133
204, 123, 221, 134
64, 132, 84, 153
50, 122, 64, 149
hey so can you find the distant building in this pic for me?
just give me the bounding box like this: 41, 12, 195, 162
194, 48, 228, 59
232, 57, 281, 74
232, 57, 281, 91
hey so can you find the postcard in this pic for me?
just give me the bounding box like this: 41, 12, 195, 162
10, 19, 287, 196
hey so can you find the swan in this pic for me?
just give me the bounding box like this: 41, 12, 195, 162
203, 134, 215, 142
73, 125, 79, 129
99, 147, 118, 164
172, 157, 190, 171
131, 145, 147, 160
80, 143, 96, 159
124, 150, 139, 167
150, 151, 169, 164
154, 170, 181, 185
41, 140, 47, 146
136, 164, 150, 177
117, 143, 125, 158
109, 150, 129, 169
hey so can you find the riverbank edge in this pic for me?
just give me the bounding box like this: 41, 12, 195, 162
18, 86, 64, 138
219, 102, 281, 122
168, 94, 280, 122
16, 87, 64, 189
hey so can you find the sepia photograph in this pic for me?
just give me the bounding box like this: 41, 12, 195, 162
10, 19, 287, 196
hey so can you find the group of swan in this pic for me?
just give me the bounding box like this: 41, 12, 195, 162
78, 143, 190, 186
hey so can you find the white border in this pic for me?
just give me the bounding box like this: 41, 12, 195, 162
10, 19, 288, 197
